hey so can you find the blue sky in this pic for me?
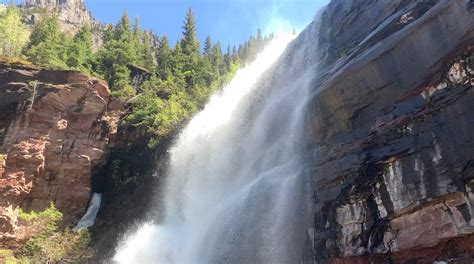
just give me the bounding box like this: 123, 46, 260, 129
9, 0, 329, 48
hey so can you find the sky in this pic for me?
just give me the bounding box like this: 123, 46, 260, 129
9, 0, 329, 48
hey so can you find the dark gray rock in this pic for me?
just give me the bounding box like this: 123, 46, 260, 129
298, 0, 474, 262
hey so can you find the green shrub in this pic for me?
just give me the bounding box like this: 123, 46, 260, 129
15, 203, 93, 263
0, 249, 22, 264
0, 2, 30, 58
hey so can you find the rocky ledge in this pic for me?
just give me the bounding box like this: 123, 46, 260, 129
0, 61, 123, 248
301, 0, 474, 263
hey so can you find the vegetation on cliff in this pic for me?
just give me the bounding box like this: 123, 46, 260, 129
0, 204, 92, 263
0, 1, 29, 57
0, 2, 273, 146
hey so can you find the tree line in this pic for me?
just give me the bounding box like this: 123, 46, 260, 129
0, 2, 274, 146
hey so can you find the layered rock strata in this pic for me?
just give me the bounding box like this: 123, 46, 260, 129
0, 61, 123, 248
301, 0, 474, 262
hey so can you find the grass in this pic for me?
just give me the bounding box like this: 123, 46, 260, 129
0, 56, 38, 69
0, 249, 20, 264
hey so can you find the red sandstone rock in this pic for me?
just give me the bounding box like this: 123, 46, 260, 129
0, 63, 124, 247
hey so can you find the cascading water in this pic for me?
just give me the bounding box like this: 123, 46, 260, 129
73, 193, 102, 231
114, 20, 322, 263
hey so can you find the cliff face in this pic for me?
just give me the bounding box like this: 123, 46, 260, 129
22, 0, 93, 32
20, 0, 104, 49
301, 0, 474, 262
1, 0, 472, 262
0, 61, 123, 248
90, 117, 176, 261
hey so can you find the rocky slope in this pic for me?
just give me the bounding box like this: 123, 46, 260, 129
22, 0, 93, 33
0, 60, 123, 248
299, 0, 474, 262
19, 0, 105, 49
17, 0, 159, 53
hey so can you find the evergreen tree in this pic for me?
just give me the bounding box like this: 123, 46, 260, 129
113, 11, 133, 41
156, 35, 173, 80
180, 7, 200, 89
102, 24, 114, 43
180, 7, 200, 57
237, 44, 244, 60
211, 42, 225, 76
122, 10, 277, 147
97, 11, 139, 97
0, 1, 29, 57
140, 31, 156, 70
132, 17, 145, 67
66, 26, 93, 72
170, 41, 186, 90
198, 36, 216, 88
203, 36, 212, 56
133, 17, 140, 38
231, 46, 238, 62
24, 15, 68, 67
224, 45, 232, 72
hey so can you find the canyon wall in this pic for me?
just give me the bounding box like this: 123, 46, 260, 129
22, 0, 93, 34
0, 60, 123, 248
302, 0, 474, 262
1, 0, 473, 263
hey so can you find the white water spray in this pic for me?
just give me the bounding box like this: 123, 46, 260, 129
74, 193, 102, 231
114, 24, 322, 263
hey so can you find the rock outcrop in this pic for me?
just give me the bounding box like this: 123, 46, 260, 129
90, 115, 177, 261
300, 0, 474, 262
0, 60, 123, 248
22, 0, 93, 34
19, 0, 104, 49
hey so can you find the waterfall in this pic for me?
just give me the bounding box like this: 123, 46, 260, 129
74, 193, 102, 231
114, 21, 322, 263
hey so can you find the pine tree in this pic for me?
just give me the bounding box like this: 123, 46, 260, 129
180, 7, 200, 90
224, 45, 232, 73
114, 11, 132, 41
231, 46, 238, 62
102, 24, 114, 42
66, 26, 93, 72
140, 31, 156, 70
0, 1, 29, 57
156, 35, 172, 80
211, 42, 225, 76
170, 41, 186, 90
97, 11, 139, 97
132, 17, 144, 67
133, 17, 140, 37
198, 36, 215, 88
24, 15, 68, 67
237, 44, 244, 60
203, 36, 212, 56
180, 7, 200, 58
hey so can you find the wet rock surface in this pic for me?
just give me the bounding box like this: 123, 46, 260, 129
301, 0, 474, 262
0, 62, 123, 248
89, 120, 179, 261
